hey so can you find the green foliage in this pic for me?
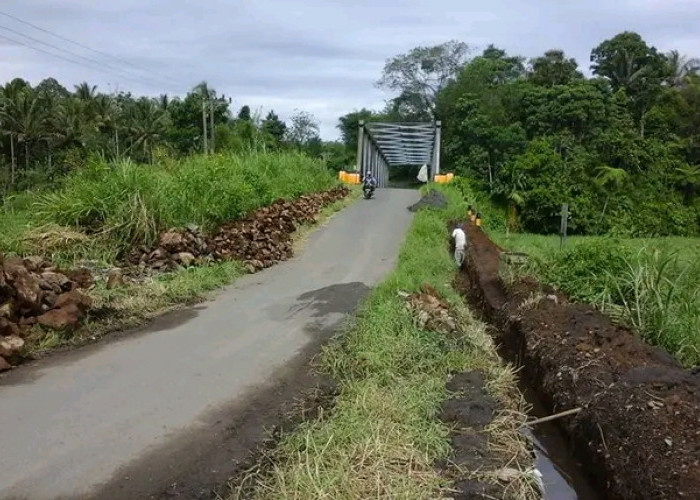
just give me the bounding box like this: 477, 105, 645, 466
377, 40, 471, 119
433, 33, 700, 237
528, 50, 583, 87
494, 233, 700, 367
534, 239, 633, 303
0, 78, 330, 195
30, 152, 336, 254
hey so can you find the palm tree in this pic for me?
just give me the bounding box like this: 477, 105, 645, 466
125, 98, 169, 163
91, 94, 122, 157
52, 98, 96, 150
74, 82, 98, 101
674, 165, 700, 201
595, 165, 629, 219
494, 168, 526, 232
157, 94, 170, 112
0, 89, 46, 173
664, 50, 700, 88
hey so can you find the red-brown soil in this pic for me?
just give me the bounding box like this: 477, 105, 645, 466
457, 221, 700, 499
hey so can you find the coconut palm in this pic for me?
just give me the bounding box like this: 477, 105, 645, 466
74, 82, 98, 101
664, 50, 700, 88
674, 165, 700, 201
125, 98, 170, 163
52, 98, 97, 149
0, 88, 46, 173
91, 94, 123, 157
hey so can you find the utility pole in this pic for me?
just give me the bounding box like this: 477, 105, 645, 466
9, 133, 16, 185
559, 203, 569, 250
202, 100, 208, 155
210, 100, 215, 154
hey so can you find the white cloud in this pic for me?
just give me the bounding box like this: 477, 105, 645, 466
1, 0, 698, 140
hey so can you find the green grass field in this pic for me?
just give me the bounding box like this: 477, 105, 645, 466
492, 233, 700, 367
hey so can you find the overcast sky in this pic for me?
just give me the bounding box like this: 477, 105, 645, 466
1, 0, 699, 139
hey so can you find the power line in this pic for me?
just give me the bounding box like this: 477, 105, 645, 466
0, 31, 179, 92
0, 9, 180, 90
0, 24, 177, 91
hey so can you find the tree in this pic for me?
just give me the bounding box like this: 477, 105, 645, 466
35, 78, 69, 100
337, 109, 378, 150
53, 98, 96, 149
590, 32, 664, 90
126, 98, 170, 162
261, 111, 286, 147
238, 105, 251, 121
590, 32, 667, 134
378, 40, 470, 119
286, 110, 320, 147
674, 164, 700, 201
0, 87, 46, 172
664, 50, 700, 88
595, 165, 629, 218
529, 50, 583, 86
74, 82, 98, 101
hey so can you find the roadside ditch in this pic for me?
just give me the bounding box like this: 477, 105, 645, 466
457, 219, 700, 499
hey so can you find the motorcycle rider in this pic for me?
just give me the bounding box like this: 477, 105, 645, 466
363, 172, 377, 197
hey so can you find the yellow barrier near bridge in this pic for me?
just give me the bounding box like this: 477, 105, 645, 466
338, 171, 361, 184
434, 173, 454, 184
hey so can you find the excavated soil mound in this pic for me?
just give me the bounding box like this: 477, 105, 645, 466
131, 187, 349, 273
0, 254, 92, 370
408, 189, 447, 212
458, 221, 700, 499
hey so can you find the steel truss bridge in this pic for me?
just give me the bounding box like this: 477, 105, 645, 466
356, 120, 441, 188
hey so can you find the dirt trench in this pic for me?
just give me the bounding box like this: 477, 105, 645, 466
456, 221, 700, 499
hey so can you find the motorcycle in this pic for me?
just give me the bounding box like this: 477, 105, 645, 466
362, 183, 375, 199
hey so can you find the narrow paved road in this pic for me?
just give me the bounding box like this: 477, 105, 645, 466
0, 189, 418, 499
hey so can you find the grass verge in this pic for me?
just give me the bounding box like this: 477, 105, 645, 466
232, 186, 535, 499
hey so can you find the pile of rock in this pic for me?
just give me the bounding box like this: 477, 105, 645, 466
406, 284, 459, 334
0, 253, 92, 371
129, 225, 212, 273
131, 186, 349, 273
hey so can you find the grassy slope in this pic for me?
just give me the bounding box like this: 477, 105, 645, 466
454, 178, 699, 367
493, 233, 700, 367
1, 152, 336, 266
234, 187, 535, 499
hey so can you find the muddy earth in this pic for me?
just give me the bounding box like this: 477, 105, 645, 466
458, 221, 700, 499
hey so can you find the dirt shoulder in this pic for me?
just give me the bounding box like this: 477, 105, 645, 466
459, 221, 700, 499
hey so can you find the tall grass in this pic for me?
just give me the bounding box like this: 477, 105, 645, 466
495, 234, 700, 367
33, 153, 335, 251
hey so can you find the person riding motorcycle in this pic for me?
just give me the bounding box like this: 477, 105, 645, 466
363, 172, 377, 198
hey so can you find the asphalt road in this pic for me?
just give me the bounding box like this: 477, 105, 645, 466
0, 189, 418, 499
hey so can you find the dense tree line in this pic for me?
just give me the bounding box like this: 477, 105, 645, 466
340, 33, 700, 236
438, 33, 700, 236
0, 78, 325, 194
